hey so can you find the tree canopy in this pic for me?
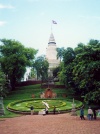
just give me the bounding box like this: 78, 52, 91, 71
57, 39, 100, 104
56, 47, 65, 62
0, 65, 10, 97
0, 39, 38, 90
33, 55, 49, 82
73, 39, 100, 104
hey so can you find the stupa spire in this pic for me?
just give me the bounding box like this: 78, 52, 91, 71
48, 33, 56, 45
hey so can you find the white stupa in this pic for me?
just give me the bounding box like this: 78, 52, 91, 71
46, 33, 60, 76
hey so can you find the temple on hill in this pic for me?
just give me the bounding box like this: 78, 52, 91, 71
46, 33, 60, 76
23, 33, 60, 81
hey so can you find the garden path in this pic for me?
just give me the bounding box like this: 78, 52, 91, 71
0, 113, 100, 134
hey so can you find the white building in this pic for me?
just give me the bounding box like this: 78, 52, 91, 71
46, 33, 60, 76
23, 33, 60, 81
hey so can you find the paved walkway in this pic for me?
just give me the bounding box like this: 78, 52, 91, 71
0, 113, 100, 134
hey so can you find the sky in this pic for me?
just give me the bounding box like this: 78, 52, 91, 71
0, 0, 100, 56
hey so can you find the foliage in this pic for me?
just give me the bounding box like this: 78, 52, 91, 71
74, 43, 85, 55
84, 89, 100, 104
0, 65, 11, 97
0, 39, 37, 90
7, 98, 82, 113
52, 66, 60, 78
56, 47, 65, 62
58, 47, 76, 89
57, 40, 100, 104
63, 47, 76, 64
73, 40, 100, 104
1, 84, 70, 118
33, 55, 49, 82
58, 62, 67, 85
29, 68, 36, 79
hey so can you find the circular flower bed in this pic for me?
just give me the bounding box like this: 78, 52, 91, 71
7, 98, 83, 114
26, 100, 66, 109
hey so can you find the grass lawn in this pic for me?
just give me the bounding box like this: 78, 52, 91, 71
1, 84, 83, 118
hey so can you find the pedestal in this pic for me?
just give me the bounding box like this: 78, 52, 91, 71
71, 103, 77, 116
71, 108, 77, 116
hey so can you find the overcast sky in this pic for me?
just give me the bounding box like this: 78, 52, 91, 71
0, 0, 100, 56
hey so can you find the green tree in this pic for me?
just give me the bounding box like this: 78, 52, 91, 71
0, 66, 10, 97
29, 68, 36, 79
53, 66, 60, 78
63, 47, 76, 64
0, 39, 37, 90
33, 55, 49, 84
58, 62, 66, 85
73, 39, 100, 104
58, 47, 76, 88
74, 43, 85, 55
57, 40, 100, 104
88, 39, 99, 46
56, 47, 65, 62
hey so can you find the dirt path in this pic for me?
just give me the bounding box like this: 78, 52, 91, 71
0, 113, 100, 134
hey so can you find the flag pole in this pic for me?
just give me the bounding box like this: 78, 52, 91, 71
51, 20, 57, 33
51, 20, 52, 33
